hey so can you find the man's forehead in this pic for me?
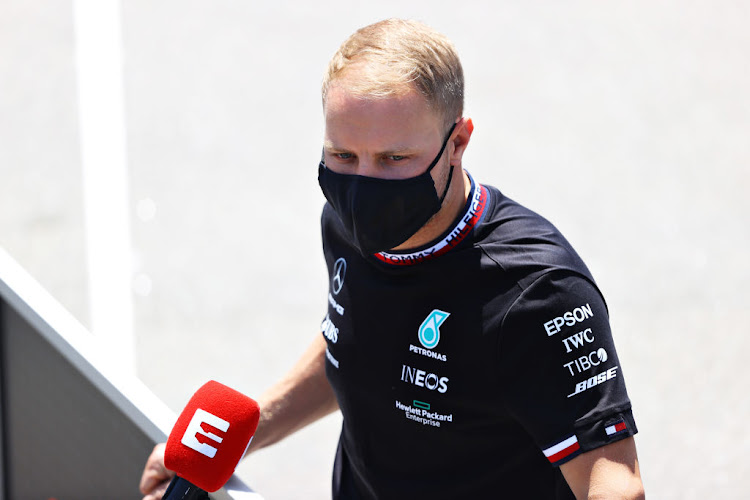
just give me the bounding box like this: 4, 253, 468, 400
324, 81, 443, 150
325, 80, 420, 113
323, 119, 441, 153
324, 67, 439, 115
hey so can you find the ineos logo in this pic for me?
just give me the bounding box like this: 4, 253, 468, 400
401, 364, 449, 393
332, 258, 347, 295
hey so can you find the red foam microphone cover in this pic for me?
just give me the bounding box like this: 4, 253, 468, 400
164, 380, 260, 492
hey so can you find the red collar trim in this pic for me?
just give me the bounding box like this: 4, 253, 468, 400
374, 181, 489, 266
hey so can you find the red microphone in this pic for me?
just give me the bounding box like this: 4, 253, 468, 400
163, 380, 260, 495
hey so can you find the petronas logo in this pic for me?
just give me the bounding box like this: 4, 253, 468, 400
418, 310, 450, 349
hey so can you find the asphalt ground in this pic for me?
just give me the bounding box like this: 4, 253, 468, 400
1, 1, 749, 498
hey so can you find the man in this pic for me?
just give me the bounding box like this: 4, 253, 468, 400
141, 19, 644, 499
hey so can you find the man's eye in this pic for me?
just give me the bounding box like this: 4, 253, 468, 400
334, 153, 354, 160
388, 155, 407, 162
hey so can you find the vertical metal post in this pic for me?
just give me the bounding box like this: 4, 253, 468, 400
72, 0, 135, 370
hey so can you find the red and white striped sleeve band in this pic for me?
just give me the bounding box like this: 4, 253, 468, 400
542, 435, 581, 465
541, 410, 636, 466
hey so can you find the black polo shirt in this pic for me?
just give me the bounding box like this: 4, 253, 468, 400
320, 172, 637, 499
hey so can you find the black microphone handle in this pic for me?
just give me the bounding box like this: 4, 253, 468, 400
162, 475, 210, 500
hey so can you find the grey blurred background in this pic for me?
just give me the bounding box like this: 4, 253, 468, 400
1, 1, 748, 498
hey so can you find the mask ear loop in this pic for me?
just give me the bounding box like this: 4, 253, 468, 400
425, 123, 457, 174
428, 123, 458, 204
438, 164, 455, 204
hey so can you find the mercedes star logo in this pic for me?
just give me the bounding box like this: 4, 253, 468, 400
332, 258, 347, 295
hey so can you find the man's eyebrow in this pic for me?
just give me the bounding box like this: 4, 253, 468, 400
380, 145, 417, 155
323, 141, 419, 155
323, 140, 345, 151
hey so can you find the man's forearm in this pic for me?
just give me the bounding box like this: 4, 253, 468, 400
245, 334, 338, 455
561, 437, 645, 500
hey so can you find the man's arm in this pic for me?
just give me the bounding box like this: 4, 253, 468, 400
560, 437, 645, 500
140, 334, 337, 500
246, 333, 338, 453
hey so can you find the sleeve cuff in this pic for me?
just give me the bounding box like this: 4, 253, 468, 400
541, 408, 638, 466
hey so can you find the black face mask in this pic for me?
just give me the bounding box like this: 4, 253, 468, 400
318, 124, 456, 255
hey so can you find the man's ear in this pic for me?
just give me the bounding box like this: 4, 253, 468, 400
450, 117, 473, 166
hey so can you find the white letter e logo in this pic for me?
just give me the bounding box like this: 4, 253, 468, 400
181, 408, 230, 458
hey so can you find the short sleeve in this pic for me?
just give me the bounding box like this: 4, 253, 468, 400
498, 271, 637, 466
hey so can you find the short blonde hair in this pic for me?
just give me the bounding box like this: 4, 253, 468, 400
322, 19, 464, 129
